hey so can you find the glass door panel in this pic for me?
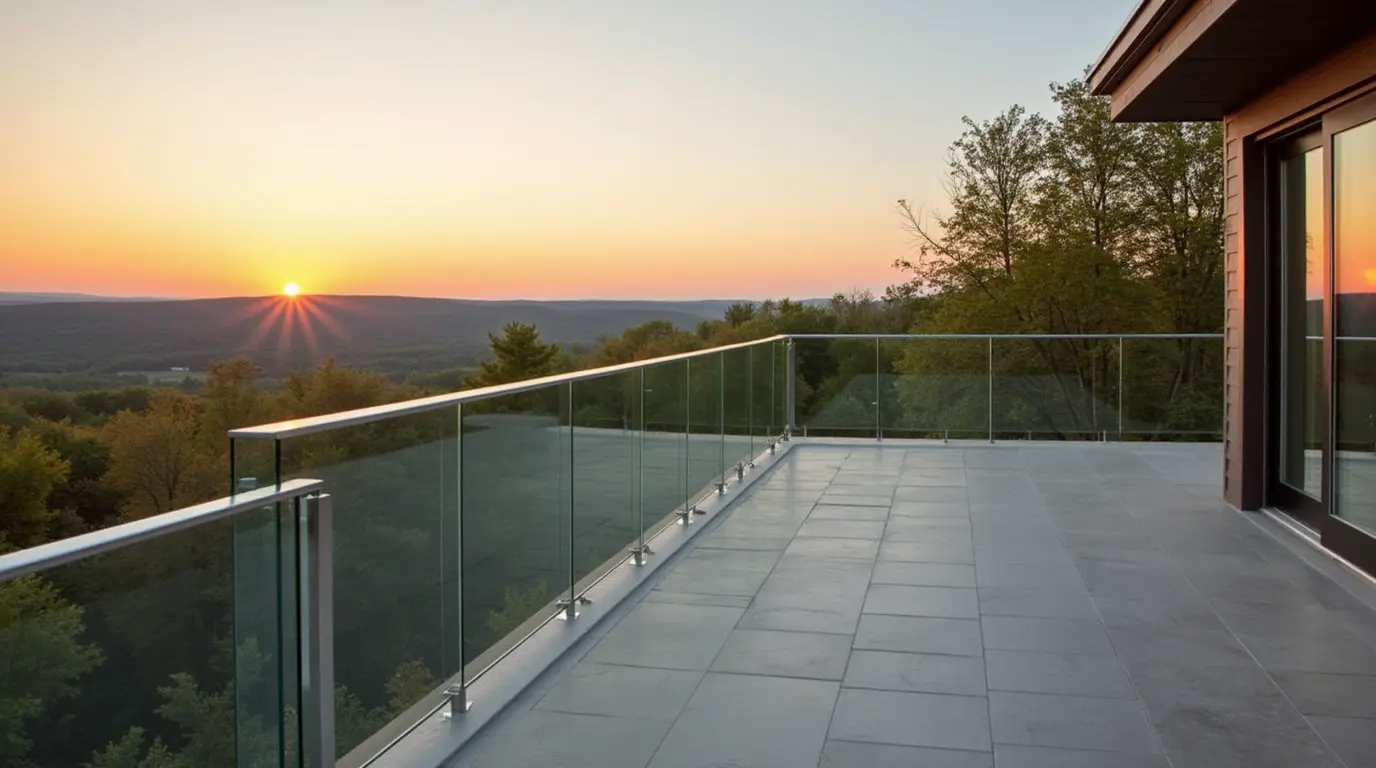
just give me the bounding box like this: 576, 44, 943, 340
1279, 145, 1325, 500
1333, 113, 1376, 536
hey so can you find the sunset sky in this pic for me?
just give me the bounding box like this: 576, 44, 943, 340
2, 1, 1137, 300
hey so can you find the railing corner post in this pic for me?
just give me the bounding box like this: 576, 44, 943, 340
301, 491, 335, 768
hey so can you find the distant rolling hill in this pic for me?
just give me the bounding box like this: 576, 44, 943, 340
0, 295, 738, 375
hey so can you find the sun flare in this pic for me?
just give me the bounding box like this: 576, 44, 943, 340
283, 282, 301, 298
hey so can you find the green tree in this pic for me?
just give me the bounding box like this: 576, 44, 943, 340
466, 323, 561, 388
103, 391, 220, 519
0, 575, 103, 767
0, 429, 70, 547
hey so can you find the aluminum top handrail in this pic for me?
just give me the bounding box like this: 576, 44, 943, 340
787, 333, 1224, 340
230, 334, 789, 440
0, 478, 325, 583
228, 331, 1223, 440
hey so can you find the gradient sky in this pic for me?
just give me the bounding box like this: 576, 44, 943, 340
1, 0, 1137, 300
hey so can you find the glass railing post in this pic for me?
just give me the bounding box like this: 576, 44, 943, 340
988, 337, 995, 443
634, 368, 647, 565
1118, 337, 1125, 442
300, 491, 336, 768
785, 339, 797, 440
718, 351, 726, 494
561, 381, 577, 619
680, 359, 692, 524
447, 402, 470, 717
747, 346, 755, 459
875, 337, 882, 441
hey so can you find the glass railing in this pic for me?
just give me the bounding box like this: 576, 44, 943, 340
795, 333, 1223, 441
1, 331, 1225, 768
227, 336, 792, 766
0, 479, 330, 768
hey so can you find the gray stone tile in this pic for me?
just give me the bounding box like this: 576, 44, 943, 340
890, 500, 970, 517
864, 584, 980, 619
989, 691, 1159, 754
854, 614, 983, 656
652, 548, 780, 597
821, 740, 991, 768
975, 562, 1083, 588
534, 663, 703, 720
879, 540, 975, 563
993, 745, 1169, 768
1148, 699, 1343, 768
977, 586, 1098, 619
826, 483, 897, 497
896, 486, 969, 503
740, 605, 861, 635
648, 673, 839, 768
1238, 628, 1376, 675
584, 602, 744, 670
810, 504, 890, 521
820, 494, 893, 507
783, 536, 880, 560
1108, 626, 1256, 673
696, 534, 794, 551
982, 616, 1115, 655
797, 519, 887, 539
642, 590, 754, 609
872, 561, 977, 588
1270, 671, 1376, 718
1095, 593, 1229, 632
709, 629, 853, 680
829, 689, 991, 751
884, 517, 974, 543
844, 650, 986, 695
1306, 716, 1376, 768
468, 710, 673, 768
985, 650, 1135, 698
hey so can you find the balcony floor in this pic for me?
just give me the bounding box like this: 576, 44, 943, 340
451, 442, 1376, 768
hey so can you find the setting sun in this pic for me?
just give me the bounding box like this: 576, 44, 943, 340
284, 283, 301, 298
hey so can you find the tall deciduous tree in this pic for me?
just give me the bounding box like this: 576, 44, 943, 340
103, 391, 219, 519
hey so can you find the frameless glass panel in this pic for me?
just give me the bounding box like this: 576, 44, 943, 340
751, 343, 776, 450
643, 360, 689, 537
1280, 147, 1325, 499
881, 338, 993, 439
991, 338, 1117, 439
687, 354, 723, 501
275, 410, 455, 761
795, 337, 877, 436
462, 388, 568, 680
571, 372, 640, 596
1334, 116, 1376, 535
0, 507, 293, 767
722, 347, 754, 475
1120, 338, 1224, 440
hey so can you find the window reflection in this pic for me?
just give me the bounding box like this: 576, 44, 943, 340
1280, 147, 1324, 499
1334, 116, 1376, 534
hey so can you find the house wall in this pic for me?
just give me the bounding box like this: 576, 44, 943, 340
1221, 34, 1376, 509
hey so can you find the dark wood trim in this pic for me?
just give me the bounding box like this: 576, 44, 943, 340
1321, 515, 1376, 577
1237, 135, 1269, 511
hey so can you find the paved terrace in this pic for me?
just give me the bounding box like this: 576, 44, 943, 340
450, 442, 1376, 768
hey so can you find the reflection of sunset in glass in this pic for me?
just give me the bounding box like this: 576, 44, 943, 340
1336, 119, 1376, 300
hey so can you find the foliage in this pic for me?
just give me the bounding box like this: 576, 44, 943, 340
103, 391, 221, 519
465, 322, 563, 388
0, 575, 103, 767
0, 429, 70, 547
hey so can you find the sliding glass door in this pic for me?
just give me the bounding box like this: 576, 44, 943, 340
1332, 98, 1376, 543
1276, 138, 1325, 513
